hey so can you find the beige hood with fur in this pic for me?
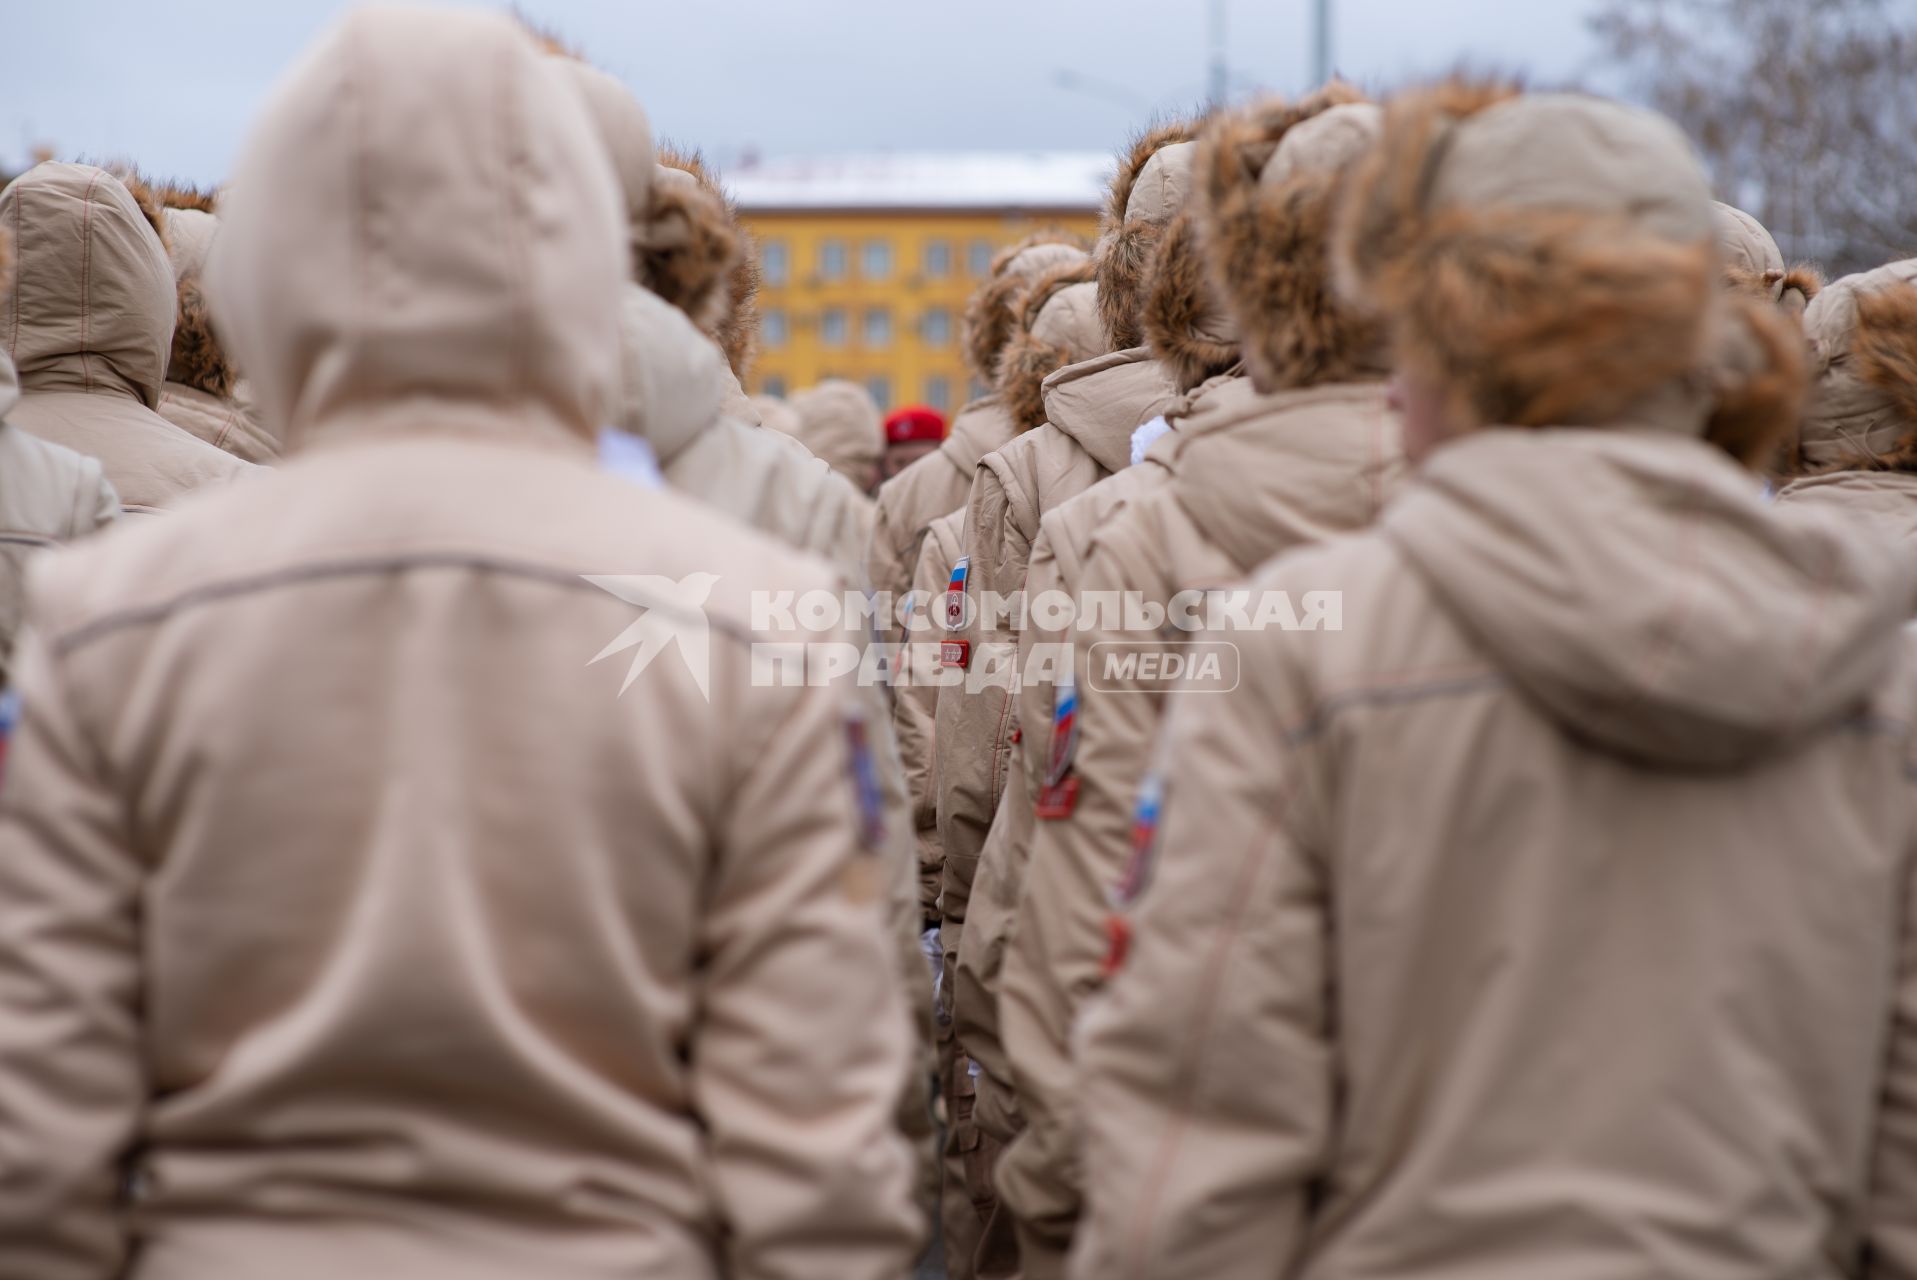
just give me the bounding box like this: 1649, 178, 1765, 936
3, 162, 251, 509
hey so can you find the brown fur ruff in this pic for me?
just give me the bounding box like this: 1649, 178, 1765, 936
1193, 82, 1379, 394
961, 230, 1090, 383
155, 181, 217, 214
1838, 281, 1917, 470
652, 144, 759, 380
1096, 117, 1203, 350
1141, 211, 1239, 391
1335, 78, 1728, 431
103, 166, 170, 250
1704, 295, 1808, 471
996, 259, 1098, 432
168, 276, 237, 398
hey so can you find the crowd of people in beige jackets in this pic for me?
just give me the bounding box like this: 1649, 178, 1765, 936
2, 6, 1917, 1280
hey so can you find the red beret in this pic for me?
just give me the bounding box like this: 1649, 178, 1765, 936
885, 405, 947, 445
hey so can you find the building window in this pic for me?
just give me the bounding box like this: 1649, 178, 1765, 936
866, 375, 892, 412
761, 374, 787, 399
864, 307, 892, 348
761, 239, 789, 287
762, 308, 788, 348
967, 238, 994, 277
924, 239, 952, 278
921, 306, 953, 346
925, 375, 951, 411
862, 238, 892, 281
822, 307, 848, 347
820, 239, 847, 281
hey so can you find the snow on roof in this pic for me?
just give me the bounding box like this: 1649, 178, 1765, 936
728, 152, 1112, 213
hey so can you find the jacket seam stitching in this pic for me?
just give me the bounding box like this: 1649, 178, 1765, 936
49, 552, 759, 657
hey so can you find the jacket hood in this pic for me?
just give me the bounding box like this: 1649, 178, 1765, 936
1038, 346, 1179, 473
1799, 258, 1917, 472
1168, 378, 1403, 570
1715, 201, 1821, 314
650, 146, 759, 383
962, 233, 1090, 383
1385, 429, 1915, 768
551, 57, 656, 275
1097, 119, 1202, 350
997, 259, 1102, 431
2, 162, 176, 409
162, 207, 237, 399
208, 7, 625, 453
1196, 86, 1386, 395
787, 379, 884, 486
615, 281, 727, 464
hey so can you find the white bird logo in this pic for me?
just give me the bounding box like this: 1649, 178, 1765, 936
583, 573, 721, 701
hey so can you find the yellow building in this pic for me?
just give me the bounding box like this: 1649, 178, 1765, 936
731, 153, 1107, 414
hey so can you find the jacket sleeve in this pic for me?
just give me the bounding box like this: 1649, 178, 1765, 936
698, 654, 923, 1280
934, 459, 1028, 942
996, 531, 1176, 1268
1063, 616, 1334, 1280
898, 513, 962, 923
1867, 771, 1917, 1278
0, 624, 144, 1280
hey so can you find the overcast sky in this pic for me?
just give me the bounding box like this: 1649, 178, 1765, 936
11, 0, 1605, 186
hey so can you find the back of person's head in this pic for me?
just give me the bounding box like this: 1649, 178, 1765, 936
784, 379, 883, 490
961, 232, 1090, 389
1799, 258, 1917, 473
1714, 201, 1821, 316
0, 161, 175, 407
208, 7, 625, 452
1173, 83, 1384, 395
1097, 118, 1203, 351
994, 260, 1103, 431
1334, 83, 1806, 469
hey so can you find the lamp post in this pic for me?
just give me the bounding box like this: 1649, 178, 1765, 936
1314, 0, 1333, 86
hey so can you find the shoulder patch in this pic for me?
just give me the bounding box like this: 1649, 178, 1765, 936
1035, 670, 1080, 819
940, 555, 972, 668
0, 689, 17, 792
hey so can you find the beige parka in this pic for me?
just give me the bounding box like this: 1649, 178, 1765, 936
0, 13, 919, 1278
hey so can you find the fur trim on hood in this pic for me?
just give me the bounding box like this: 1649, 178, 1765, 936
1141, 210, 1239, 392
1725, 262, 1824, 317
962, 230, 1091, 383
1704, 294, 1809, 472
1334, 81, 1724, 435
170, 276, 238, 398
155, 180, 218, 214
1097, 117, 1201, 350
649, 144, 759, 382
1847, 281, 1917, 469
1194, 83, 1382, 394
101, 165, 171, 251
997, 258, 1099, 432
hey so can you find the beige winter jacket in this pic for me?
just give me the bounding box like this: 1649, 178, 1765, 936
0, 352, 118, 685
1778, 471, 1917, 551
933, 347, 1177, 957
785, 380, 885, 494
1, 163, 253, 511
997, 380, 1403, 1269
1067, 428, 1917, 1280
953, 423, 1186, 1149
0, 12, 918, 1280
616, 278, 932, 1235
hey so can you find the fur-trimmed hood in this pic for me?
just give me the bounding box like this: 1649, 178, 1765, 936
1335, 84, 1803, 462
1799, 258, 1917, 472
1715, 201, 1822, 315
1096, 118, 1202, 350
1141, 209, 1239, 393
962, 232, 1090, 383
995, 258, 1101, 431
650, 145, 759, 383
159, 204, 240, 400
2, 161, 176, 409
1192, 84, 1384, 395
